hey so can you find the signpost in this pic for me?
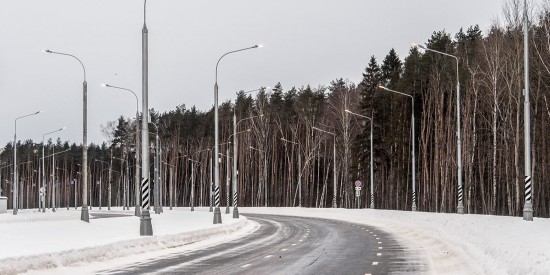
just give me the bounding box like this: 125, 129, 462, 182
355, 180, 362, 208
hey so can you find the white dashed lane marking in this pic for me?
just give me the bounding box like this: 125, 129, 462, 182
378, 247, 383, 249
372, 262, 379, 265
265, 255, 273, 259
377, 253, 382, 256
281, 248, 287, 251
241, 264, 251, 268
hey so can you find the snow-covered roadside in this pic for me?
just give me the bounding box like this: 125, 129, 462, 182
0, 208, 248, 275
240, 207, 550, 275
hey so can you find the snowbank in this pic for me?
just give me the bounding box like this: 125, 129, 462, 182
0, 208, 248, 275
239, 207, 550, 275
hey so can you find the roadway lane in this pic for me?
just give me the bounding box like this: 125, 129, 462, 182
98, 214, 427, 274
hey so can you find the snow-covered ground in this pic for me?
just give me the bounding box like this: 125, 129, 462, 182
2, 207, 548, 275
0, 207, 248, 275
240, 207, 550, 275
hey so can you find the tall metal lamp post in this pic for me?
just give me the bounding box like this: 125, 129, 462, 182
101, 83, 141, 217
43, 48, 89, 221
312, 126, 337, 208
522, 0, 533, 221
344, 110, 375, 209
13, 111, 41, 215
412, 42, 463, 214
213, 44, 263, 224
377, 86, 417, 211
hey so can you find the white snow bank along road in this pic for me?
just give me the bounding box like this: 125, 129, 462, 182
239, 207, 550, 275
0, 208, 248, 275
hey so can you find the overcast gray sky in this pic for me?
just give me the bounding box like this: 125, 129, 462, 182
0, 0, 507, 146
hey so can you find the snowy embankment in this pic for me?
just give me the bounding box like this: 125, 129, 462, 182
240, 207, 549, 275
0, 207, 248, 275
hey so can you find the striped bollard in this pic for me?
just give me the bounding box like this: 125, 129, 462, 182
457, 184, 464, 214
140, 177, 153, 236
523, 175, 533, 220
233, 191, 239, 219
213, 185, 222, 224
412, 192, 417, 211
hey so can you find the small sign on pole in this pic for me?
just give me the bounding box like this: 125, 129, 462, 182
355, 180, 362, 188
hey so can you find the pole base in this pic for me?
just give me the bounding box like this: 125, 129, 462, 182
370, 202, 374, 209
140, 210, 154, 236
135, 206, 141, 217
13, 209, 18, 215
213, 207, 222, 224
523, 202, 534, 221
457, 204, 464, 215
412, 203, 417, 212
233, 207, 239, 219
81, 205, 89, 223
159, 206, 163, 213
209, 205, 213, 212
53, 208, 56, 212
225, 205, 230, 214
42, 208, 46, 213
191, 206, 194, 211
108, 206, 111, 210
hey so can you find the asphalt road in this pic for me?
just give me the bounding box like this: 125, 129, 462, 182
98, 214, 427, 274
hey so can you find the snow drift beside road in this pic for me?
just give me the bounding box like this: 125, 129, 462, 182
240, 207, 550, 275
0, 208, 247, 275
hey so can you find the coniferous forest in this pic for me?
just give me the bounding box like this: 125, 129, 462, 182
2, 1, 550, 217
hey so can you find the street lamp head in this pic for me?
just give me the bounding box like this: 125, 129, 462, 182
256, 43, 264, 48
412, 43, 425, 50
35, 111, 42, 114
41, 49, 51, 53
246, 128, 252, 132
101, 83, 110, 87
378, 85, 388, 91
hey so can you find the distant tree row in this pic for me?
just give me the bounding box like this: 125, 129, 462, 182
2, 0, 549, 217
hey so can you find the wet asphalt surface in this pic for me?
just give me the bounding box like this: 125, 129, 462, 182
97, 214, 427, 275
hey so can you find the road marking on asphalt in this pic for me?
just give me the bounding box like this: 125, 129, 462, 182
377, 253, 382, 256
265, 255, 273, 259
373, 234, 377, 236
376, 237, 380, 240
299, 239, 303, 242
372, 262, 379, 265
292, 243, 297, 246
378, 247, 383, 249
241, 264, 251, 268
281, 248, 287, 251
378, 242, 382, 244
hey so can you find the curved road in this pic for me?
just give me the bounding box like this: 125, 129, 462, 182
98, 214, 427, 274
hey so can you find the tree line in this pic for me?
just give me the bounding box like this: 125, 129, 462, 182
1, 0, 549, 217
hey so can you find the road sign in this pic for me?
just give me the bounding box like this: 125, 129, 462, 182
355, 186, 362, 191
355, 180, 362, 187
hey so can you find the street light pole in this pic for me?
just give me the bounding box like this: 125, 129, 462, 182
377, 87, 417, 211
413, 42, 462, 214
43, 48, 89, 221
41, 127, 65, 212
140, 0, 153, 235
312, 126, 337, 208
101, 83, 141, 217
13, 111, 41, 215
281, 138, 302, 207
522, 0, 533, 221
213, 44, 263, 224
344, 110, 375, 209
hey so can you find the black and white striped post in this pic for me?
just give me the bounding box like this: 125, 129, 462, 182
522, 0, 533, 221
140, 0, 153, 236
